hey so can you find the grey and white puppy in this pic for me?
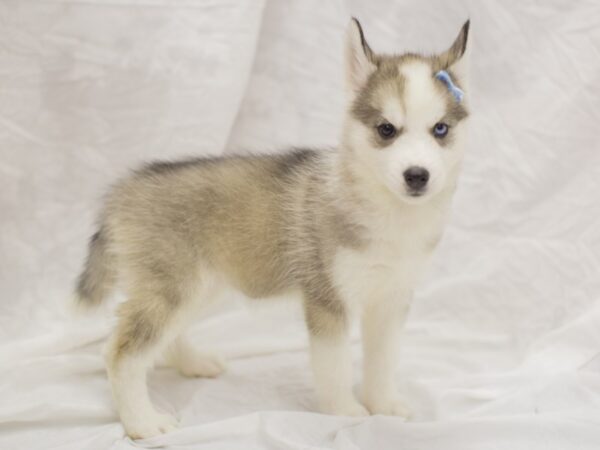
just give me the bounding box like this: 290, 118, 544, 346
76, 18, 471, 439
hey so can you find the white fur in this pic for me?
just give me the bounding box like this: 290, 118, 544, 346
329, 189, 452, 415
309, 334, 368, 416
381, 96, 405, 128
106, 269, 226, 438
322, 24, 470, 417
107, 351, 178, 439
361, 299, 411, 416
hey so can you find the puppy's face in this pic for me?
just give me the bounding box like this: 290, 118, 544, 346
342, 20, 470, 205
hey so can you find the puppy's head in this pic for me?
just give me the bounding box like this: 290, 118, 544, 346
341, 19, 471, 205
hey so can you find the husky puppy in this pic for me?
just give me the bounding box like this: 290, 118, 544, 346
75, 18, 471, 438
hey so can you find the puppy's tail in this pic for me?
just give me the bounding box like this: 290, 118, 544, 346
74, 226, 116, 310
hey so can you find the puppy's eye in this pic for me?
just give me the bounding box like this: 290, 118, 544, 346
377, 123, 396, 139
432, 122, 449, 138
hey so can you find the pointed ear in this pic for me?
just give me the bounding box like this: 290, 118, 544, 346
345, 18, 376, 94
438, 20, 470, 81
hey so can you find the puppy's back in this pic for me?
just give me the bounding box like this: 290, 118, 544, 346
97, 149, 325, 299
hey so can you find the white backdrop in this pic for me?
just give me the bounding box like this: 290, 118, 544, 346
1, 1, 600, 449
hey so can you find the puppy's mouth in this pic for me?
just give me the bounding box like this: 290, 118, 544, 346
406, 188, 427, 197
399, 186, 431, 204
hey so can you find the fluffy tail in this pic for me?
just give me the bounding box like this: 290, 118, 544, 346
74, 227, 116, 309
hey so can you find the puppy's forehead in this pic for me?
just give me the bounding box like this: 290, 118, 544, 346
352, 56, 451, 127
400, 60, 447, 126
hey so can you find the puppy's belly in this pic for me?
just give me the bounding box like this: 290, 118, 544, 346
214, 261, 293, 300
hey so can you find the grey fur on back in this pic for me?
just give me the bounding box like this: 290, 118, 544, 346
75, 148, 363, 333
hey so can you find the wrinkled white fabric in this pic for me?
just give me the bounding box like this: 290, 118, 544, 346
1, 0, 600, 449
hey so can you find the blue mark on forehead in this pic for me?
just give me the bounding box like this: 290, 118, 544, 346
435, 70, 464, 103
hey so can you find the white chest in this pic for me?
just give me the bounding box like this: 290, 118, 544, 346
331, 204, 447, 311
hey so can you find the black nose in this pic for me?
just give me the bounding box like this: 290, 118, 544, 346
403, 166, 430, 191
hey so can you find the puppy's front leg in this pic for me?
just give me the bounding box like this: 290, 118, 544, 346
361, 297, 411, 417
305, 298, 368, 417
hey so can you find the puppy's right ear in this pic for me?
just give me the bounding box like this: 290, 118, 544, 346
437, 20, 471, 84
345, 18, 376, 94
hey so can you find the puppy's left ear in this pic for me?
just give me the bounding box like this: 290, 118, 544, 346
345, 18, 377, 95
438, 20, 470, 83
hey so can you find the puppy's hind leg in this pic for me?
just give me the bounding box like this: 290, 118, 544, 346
106, 290, 185, 439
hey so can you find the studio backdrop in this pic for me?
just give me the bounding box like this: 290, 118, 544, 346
1, 1, 599, 449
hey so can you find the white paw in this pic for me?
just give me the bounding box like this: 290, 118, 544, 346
177, 351, 227, 378
364, 396, 411, 418
123, 411, 178, 440
321, 397, 370, 417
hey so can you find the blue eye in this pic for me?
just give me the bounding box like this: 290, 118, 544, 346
433, 122, 449, 138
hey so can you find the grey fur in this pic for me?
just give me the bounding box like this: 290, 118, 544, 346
77, 149, 367, 355
433, 20, 470, 71
351, 17, 375, 64
76, 227, 116, 308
